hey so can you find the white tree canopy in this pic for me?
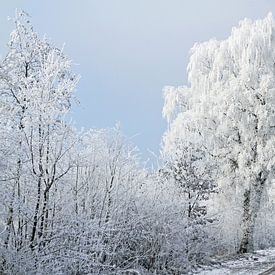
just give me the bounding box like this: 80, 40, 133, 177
163, 13, 275, 185
162, 13, 275, 253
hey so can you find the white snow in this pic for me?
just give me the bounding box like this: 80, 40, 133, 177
195, 248, 275, 274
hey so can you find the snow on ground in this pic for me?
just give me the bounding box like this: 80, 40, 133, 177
194, 248, 275, 275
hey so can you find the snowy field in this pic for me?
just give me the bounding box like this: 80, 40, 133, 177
195, 248, 275, 275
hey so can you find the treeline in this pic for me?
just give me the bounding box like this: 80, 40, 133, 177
0, 11, 275, 275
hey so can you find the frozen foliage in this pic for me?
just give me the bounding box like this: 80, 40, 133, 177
162, 13, 275, 255
0, 11, 211, 274
1, 10, 275, 275
161, 142, 218, 265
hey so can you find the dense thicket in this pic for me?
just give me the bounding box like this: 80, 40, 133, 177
0, 11, 275, 274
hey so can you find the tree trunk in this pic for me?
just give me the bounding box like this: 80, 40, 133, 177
238, 172, 266, 253
239, 188, 253, 253
30, 122, 43, 249
39, 190, 49, 240
30, 177, 42, 249
4, 198, 14, 248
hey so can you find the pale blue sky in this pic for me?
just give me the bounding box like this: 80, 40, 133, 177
1, 1, 275, 160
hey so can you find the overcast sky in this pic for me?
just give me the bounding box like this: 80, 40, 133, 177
1, 0, 275, 160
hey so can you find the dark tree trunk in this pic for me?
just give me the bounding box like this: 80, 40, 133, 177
238, 172, 266, 254
239, 188, 253, 253
30, 177, 42, 249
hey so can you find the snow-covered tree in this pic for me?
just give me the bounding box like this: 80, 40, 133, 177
0, 10, 79, 264
162, 13, 275, 253
161, 130, 217, 262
